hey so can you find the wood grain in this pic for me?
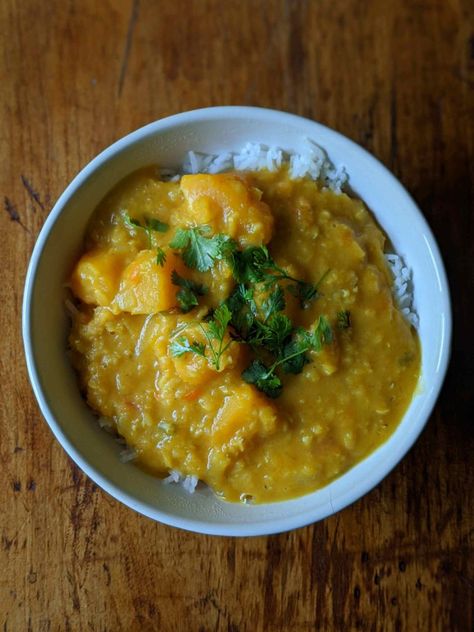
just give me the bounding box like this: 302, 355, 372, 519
1, 0, 473, 630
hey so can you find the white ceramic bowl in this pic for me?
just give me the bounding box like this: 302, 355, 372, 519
23, 107, 451, 536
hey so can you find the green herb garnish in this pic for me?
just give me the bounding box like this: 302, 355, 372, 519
199, 303, 234, 371
225, 284, 258, 341
241, 360, 283, 399
124, 213, 169, 248
241, 316, 333, 397
168, 225, 335, 397
169, 336, 206, 358
228, 244, 328, 309
169, 304, 234, 371
170, 226, 236, 272
337, 310, 351, 329
171, 270, 207, 313
146, 218, 169, 233
261, 285, 285, 321
156, 247, 167, 267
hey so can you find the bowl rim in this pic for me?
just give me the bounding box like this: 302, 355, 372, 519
22, 106, 452, 535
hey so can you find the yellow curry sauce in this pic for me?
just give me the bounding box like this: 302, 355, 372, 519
68, 167, 420, 503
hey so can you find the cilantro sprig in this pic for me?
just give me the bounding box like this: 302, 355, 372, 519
241, 316, 333, 398
170, 226, 235, 272
166, 224, 335, 397
169, 224, 328, 310
124, 213, 169, 246
171, 271, 207, 313
124, 213, 169, 265
169, 337, 206, 358
169, 304, 233, 371
228, 245, 329, 309
156, 247, 167, 266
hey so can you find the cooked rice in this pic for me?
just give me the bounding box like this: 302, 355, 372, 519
163, 470, 199, 493
176, 140, 348, 193
385, 254, 418, 328
119, 447, 137, 463
97, 415, 115, 434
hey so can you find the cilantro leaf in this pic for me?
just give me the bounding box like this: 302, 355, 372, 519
241, 360, 282, 399
280, 328, 312, 374
253, 313, 293, 354
197, 303, 234, 371
168, 304, 234, 371
261, 285, 285, 321
242, 315, 334, 397
169, 336, 206, 358
146, 218, 169, 233
124, 214, 142, 229
206, 303, 232, 342
287, 281, 318, 309
225, 284, 258, 340
169, 227, 190, 249
156, 248, 167, 266
228, 246, 273, 284
170, 226, 236, 272
311, 315, 333, 351
337, 310, 351, 329
124, 213, 169, 247
171, 270, 207, 313
227, 244, 327, 309
287, 270, 331, 309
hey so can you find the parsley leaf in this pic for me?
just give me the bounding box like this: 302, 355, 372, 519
337, 310, 351, 329
169, 336, 206, 358
170, 226, 236, 272
171, 270, 207, 313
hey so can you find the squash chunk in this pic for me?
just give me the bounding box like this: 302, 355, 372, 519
210, 384, 277, 448
180, 173, 274, 246
114, 250, 185, 314
171, 324, 244, 386
70, 250, 126, 306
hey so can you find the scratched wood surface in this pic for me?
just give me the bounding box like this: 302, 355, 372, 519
1, 0, 473, 630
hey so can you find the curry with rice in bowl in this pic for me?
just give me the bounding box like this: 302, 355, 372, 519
67, 144, 420, 504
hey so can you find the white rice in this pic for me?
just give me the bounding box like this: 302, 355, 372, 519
174, 140, 348, 193
137, 142, 418, 493
119, 446, 137, 463
97, 416, 115, 433
163, 470, 199, 494
384, 254, 418, 328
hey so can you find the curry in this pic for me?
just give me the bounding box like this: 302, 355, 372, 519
68, 166, 420, 503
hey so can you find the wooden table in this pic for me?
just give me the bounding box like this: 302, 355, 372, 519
1, 1, 473, 630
